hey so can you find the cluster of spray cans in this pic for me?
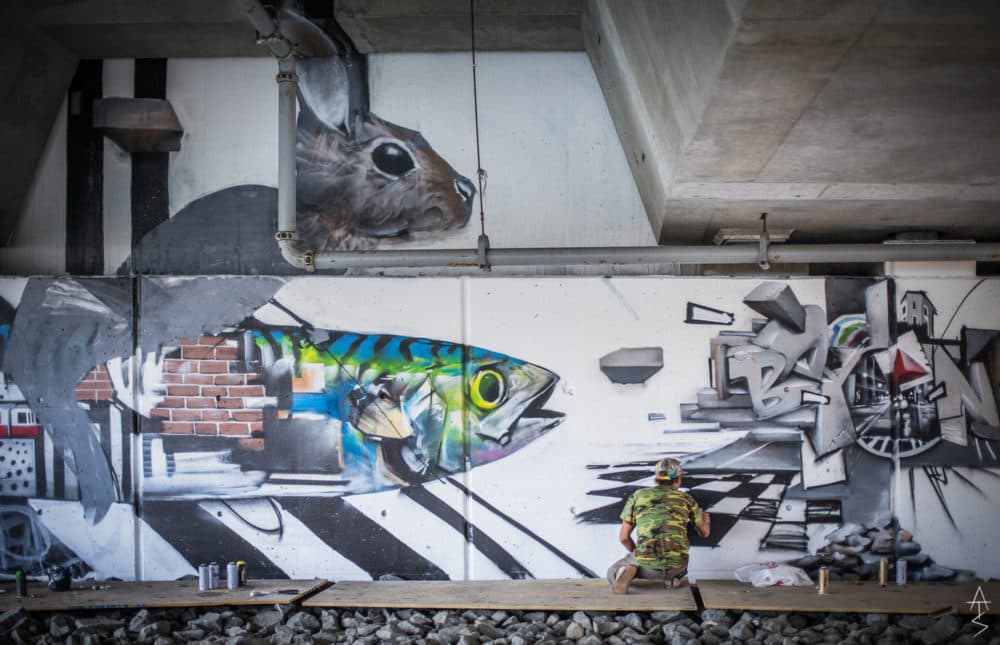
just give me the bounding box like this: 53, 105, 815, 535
198, 560, 246, 591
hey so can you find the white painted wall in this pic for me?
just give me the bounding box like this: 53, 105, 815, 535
4, 51, 650, 277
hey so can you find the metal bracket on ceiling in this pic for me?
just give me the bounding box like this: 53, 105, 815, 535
758, 212, 771, 271
477, 233, 491, 271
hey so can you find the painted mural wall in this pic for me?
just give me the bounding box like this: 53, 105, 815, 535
2, 10, 650, 277
1, 275, 997, 582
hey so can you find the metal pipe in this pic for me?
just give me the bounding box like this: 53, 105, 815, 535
310, 242, 1000, 270
235, 0, 276, 37
275, 55, 312, 271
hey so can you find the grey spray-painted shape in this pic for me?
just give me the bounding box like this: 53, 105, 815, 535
4, 276, 285, 519
599, 347, 664, 384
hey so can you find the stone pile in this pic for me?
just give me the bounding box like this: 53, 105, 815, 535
1, 603, 998, 644
789, 522, 977, 583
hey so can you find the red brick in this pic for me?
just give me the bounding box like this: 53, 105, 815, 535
245, 373, 260, 382
186, 397, 216, 409
164, 359, 196, 374
229, 385, 265, 397
217, 398, 245, 409
177, 338, 200, 346
95, 389, 114, 401
219, 422, 250, 436
195, 423, 218, 435
167, 385, 200, 397
163, 422, 194, 434
172, 409, 203, 422
75, 389, 95, 400
214, 374, 245, 386
202, 409, 231, 421
214, 346, 239, 360
161, 396, 185, 409
250, 422, 264, 435
198, 361, 228, 374
231, 410, 263, 422
183, 374, 214, 385
181, 345, 215, 359
202, 386, 228, 398
163, 374, 184, 384
150, 408, 171, 419
199, 336, 224, 345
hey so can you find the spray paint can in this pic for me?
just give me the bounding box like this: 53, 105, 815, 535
208, 562, 219, 590
895, 559, 907, 585
878, 558, 889, 586
226, 562, 239, 590
237, 560, 247, 586
15, 569, 26, 597
198, 563, 210, 591
817, 566, 829, 594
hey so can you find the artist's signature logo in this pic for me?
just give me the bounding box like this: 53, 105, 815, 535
967, 585, 991, 638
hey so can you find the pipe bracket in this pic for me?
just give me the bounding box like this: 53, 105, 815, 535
275, 230, 298, 242
477, 233, 491, 271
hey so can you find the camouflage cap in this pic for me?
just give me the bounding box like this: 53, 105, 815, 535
655, 457, 683, 481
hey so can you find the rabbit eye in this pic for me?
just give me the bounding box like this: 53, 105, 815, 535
372, 141, 416, 179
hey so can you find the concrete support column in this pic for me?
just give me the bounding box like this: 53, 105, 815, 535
583, 0, 744, 240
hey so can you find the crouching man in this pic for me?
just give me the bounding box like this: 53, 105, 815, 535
607, 457, 710, 593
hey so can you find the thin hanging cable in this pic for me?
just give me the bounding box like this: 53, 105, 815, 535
470, 0, 488, 237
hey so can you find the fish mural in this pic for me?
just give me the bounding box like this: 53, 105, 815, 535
91, 318, 564, 498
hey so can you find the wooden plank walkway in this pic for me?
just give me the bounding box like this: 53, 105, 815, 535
304, 579, 698, 612
0, 579, 328, 612
698, 580, 1000, 616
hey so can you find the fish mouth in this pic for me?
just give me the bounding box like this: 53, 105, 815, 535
503, 381, 564, 443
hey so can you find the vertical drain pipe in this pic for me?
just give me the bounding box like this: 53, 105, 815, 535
275, 54, 313, 271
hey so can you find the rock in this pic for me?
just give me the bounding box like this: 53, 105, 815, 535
490, 611, 508, 623
139, 620, 172, 640
919, 563, 956, 581
175, 627, 206, 641
899, 615, 931, 630
153, 637, 175, 645
313, 631, 340, 644
509, 636, 528, 645
74, 617, 125, 633
565, 622, 586, 639
578, 636, 603, 645
572, 611, 593, 632
825, 522, 865, 543
701, 609, 731, 626
621, 612, 644, 631
593, 616, 623, 636
271, 625, 296, 645
128, 608, 152, 632
477, 622, 505, 640
650, 611, 684, 623
898, 541, 922, 556
918, 615, 961, 644
189, 611, 223, 633
251, 610, 284, 630
729, 622, 754, 640
285, 611, 320, 632
456, 635, 481, 645
398, 619, 423, 635
49, 614, 74, 638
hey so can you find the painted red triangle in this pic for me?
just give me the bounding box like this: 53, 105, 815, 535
894, 349, 928, 385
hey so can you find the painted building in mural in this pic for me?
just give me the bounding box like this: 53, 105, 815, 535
0, 7, 998, 585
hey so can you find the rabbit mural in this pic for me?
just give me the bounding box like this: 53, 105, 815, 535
123, 4, 475, 275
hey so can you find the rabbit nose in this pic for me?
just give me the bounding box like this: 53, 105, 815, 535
454, 177, 476, 205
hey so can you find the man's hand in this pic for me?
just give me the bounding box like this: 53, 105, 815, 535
619, 521, 636, 553
696, 511, 711, 538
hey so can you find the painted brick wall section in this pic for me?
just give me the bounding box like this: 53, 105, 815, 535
76, 336, 269, 437
75, 364, 113, 401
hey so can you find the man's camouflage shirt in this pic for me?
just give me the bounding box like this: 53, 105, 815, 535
620, 485, 704, 571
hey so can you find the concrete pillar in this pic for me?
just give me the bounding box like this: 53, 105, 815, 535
583, 0, 744, 240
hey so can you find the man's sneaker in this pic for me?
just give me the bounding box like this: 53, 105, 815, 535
670, 576, 689, 589
612, 565, 637, 594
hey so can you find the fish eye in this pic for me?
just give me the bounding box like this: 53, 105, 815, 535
371, 139, 416, 179
469, 369, 505, 410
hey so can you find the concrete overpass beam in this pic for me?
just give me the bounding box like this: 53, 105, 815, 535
584, 0, 744, 240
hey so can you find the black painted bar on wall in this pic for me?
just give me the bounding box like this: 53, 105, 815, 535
130, 59, 170, 257
66, 60, 104, 275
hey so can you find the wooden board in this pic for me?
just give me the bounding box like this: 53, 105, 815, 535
698, 580, 1000, 615
0, 579, 328, 612
304, 579, 698, 612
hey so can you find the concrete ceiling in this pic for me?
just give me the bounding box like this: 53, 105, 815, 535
3, 0, 1000, 250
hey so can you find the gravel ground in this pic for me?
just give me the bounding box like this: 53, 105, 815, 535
3, 603, 1000, 644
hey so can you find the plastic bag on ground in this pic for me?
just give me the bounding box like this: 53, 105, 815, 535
734, 562, 814, 587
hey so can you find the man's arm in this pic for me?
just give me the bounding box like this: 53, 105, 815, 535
619, 521, 636, 552
695, 510, 710, 538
